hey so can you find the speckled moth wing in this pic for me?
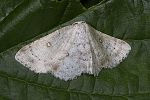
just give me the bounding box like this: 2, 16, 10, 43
85, 24, 131, 75
15, 24, 72, 72
15, 21, 131, 81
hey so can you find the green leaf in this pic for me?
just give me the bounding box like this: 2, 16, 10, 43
0, 0, 86, 52
0, 0, 150, 100
80, 0, 103, 8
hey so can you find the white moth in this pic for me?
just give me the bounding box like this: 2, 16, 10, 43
15, 21, 131, 81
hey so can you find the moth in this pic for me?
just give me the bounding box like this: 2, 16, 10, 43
15, 21, 131, 81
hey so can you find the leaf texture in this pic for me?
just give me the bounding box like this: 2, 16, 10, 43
0, 0, 150, 100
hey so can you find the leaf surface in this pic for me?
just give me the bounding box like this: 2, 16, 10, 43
0, 0, 150, 100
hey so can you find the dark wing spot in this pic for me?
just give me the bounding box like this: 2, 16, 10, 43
47, 42, 51, 47
51, 63, 60, 71
99, 39, 103, 43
